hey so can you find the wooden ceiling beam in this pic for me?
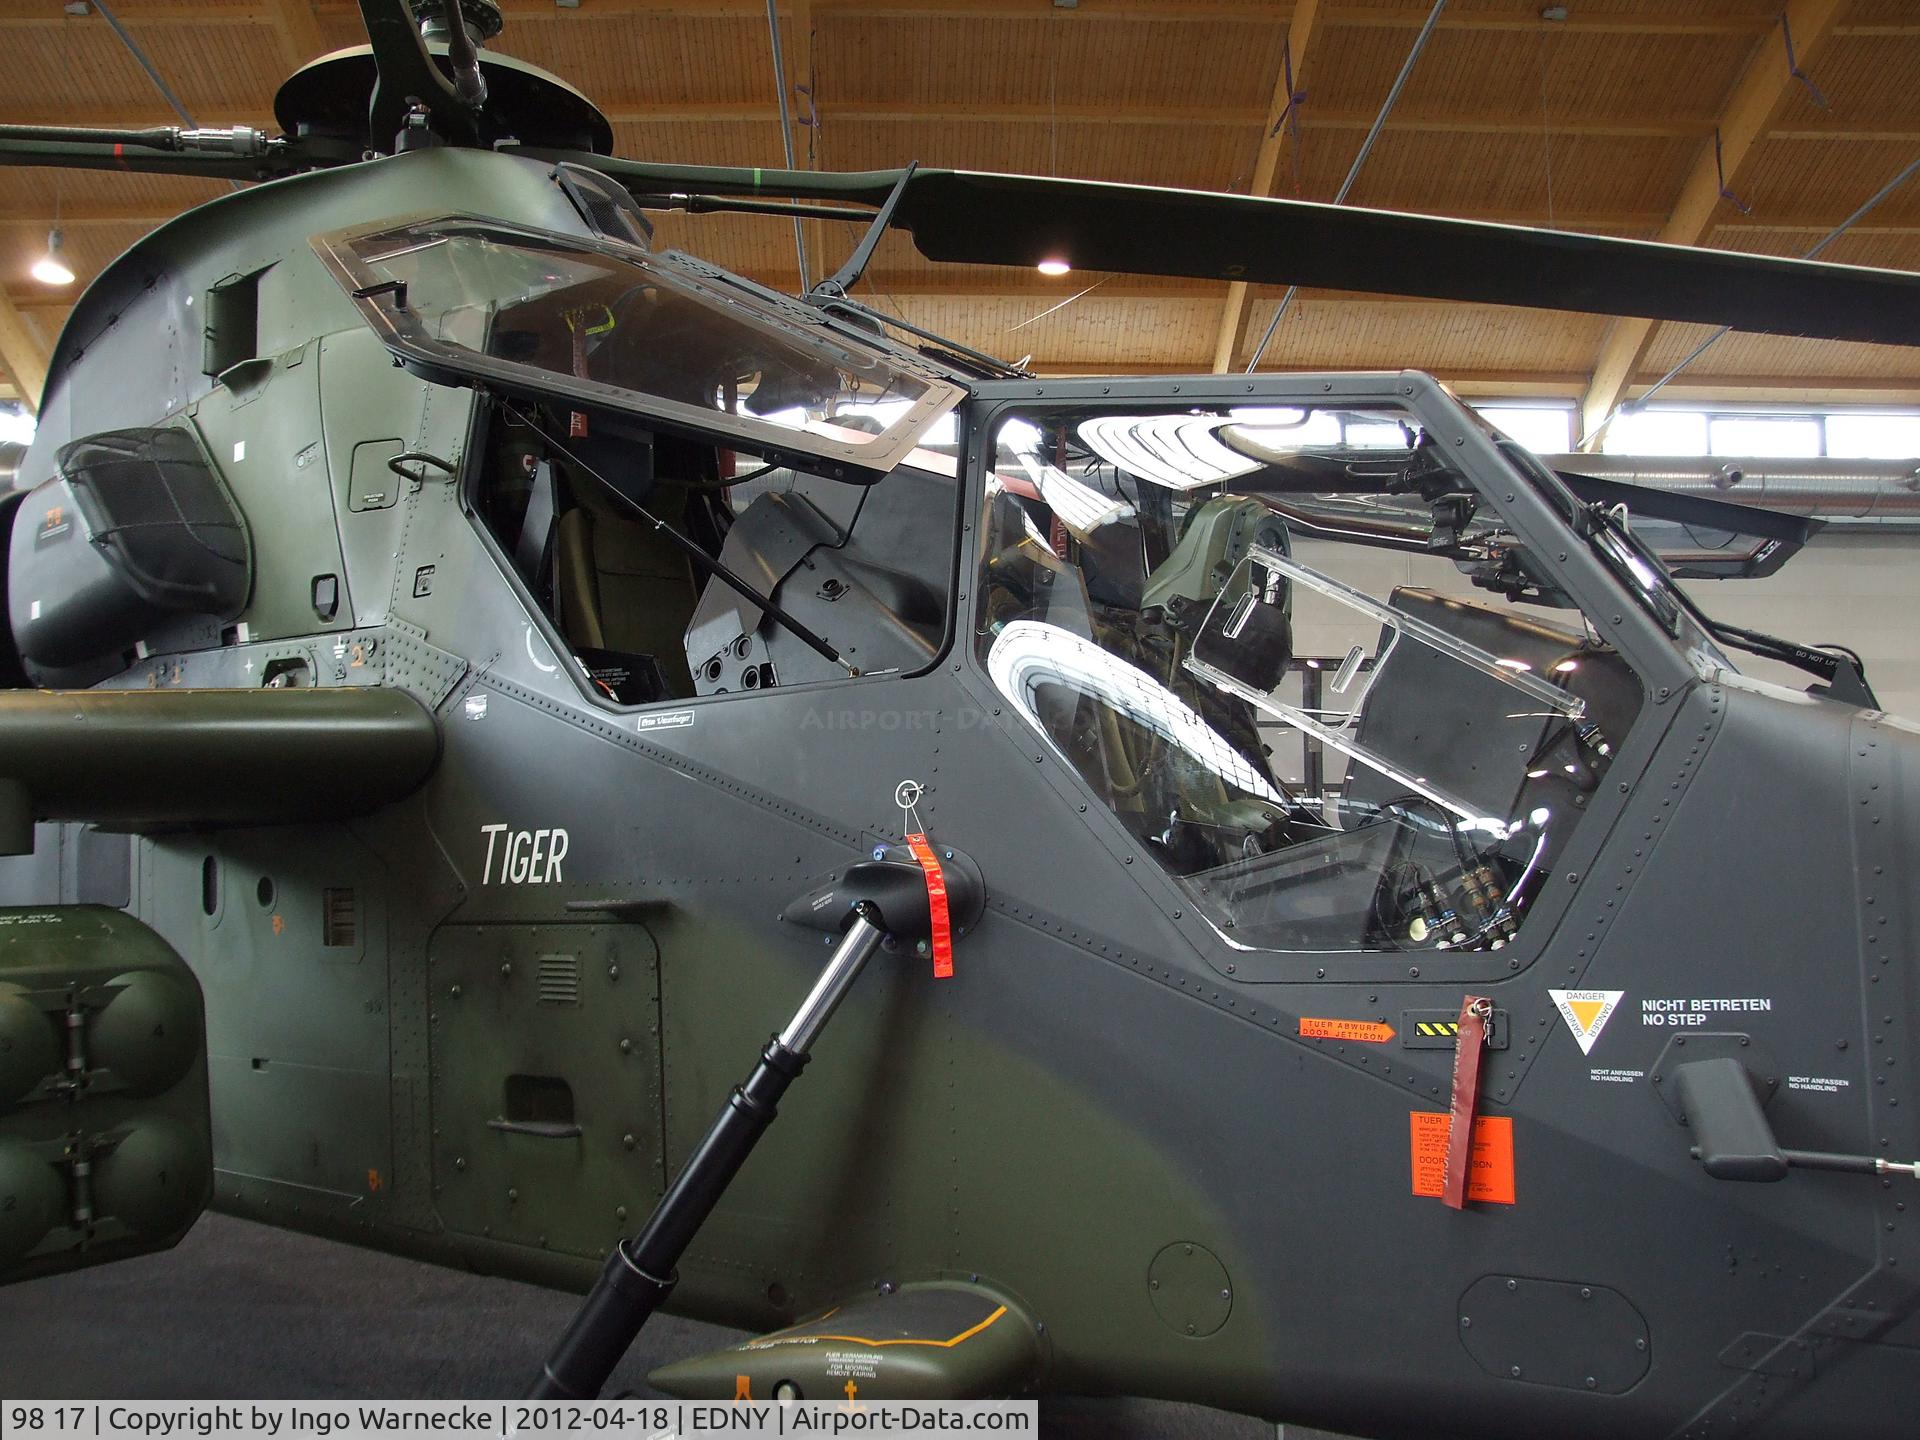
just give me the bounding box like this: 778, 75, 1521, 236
0, 204, 190, 228
0, 4, 263, 26
823, 1, 1773, 32
1610, 378, 1920, 406
0, 293, 74, 314
282, 0, 1811, 30
827, 104, 1733, 139
501, 0, 1286, 20
1576, 0, 1847, 450
1769, 127, 1920, 143
1304, 110, 1715, 140
443, 1, 1303, 22
0, 290, 51, 415
0, 0, 1792, 34
1211, 0, 1321, 374
1326, 9, 1772, 37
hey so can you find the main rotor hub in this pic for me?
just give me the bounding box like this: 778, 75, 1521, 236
411, 0, 504, 45
273, 0, 613, 155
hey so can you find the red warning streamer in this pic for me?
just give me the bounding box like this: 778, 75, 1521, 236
1442, 995, 1493, 1210
904, 833, 954, 979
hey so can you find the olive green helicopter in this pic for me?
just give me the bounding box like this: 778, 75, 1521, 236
1, 3, 1918, 1436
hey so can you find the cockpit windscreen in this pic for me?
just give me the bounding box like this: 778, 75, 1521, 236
976, 403, 1645, 956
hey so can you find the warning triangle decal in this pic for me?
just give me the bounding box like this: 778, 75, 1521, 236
1549, 989, 1625, 1056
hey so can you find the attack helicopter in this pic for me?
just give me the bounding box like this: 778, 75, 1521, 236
1, 2, 1919, 1436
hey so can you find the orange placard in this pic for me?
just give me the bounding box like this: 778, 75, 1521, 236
1300, 1017, 1396, 1044
1409, 1112, 1515, 1205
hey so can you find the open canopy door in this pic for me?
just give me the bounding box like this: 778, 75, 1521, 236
314, 213, 963, 483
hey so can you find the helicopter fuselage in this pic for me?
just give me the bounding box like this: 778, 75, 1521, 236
1, 147, 1916, 1440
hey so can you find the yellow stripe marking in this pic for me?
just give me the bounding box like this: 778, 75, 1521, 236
745, 1305, 1009, 1351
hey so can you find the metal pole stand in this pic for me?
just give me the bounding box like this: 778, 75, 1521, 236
529, 907, 888, 1399
528, 841, 985, 1399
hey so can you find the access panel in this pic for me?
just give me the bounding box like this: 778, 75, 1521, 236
428, 922, 663, 1260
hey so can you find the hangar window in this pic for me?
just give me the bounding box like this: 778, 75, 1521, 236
1472, 405, 1573, 454
975, 403, 1645, 956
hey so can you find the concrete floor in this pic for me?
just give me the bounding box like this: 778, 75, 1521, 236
0, 1214, 1345, 1440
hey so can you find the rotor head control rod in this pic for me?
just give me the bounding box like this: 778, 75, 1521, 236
528, 909, 889, 1400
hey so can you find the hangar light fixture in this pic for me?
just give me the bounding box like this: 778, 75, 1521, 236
31, 231, 74, 287
1036, 258, 1071, 277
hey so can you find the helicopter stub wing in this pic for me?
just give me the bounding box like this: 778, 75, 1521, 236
0, 688, 441, 853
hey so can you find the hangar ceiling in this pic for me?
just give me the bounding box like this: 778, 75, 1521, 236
2, 0, 1919, 434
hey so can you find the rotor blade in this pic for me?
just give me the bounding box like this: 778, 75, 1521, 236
499, 148, 912, 207
885, 171, 1920, 348
0, 137, 308, 181
509, 155, 1920, 348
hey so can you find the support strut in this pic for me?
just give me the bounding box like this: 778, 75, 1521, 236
528, 909, 889, 1400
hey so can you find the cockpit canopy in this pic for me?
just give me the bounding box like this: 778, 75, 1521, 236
314, 212, 964, 484
976, 401, 1646, 957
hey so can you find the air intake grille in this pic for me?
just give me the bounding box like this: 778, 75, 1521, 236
537, 954, 580, 1006
323, 888, 357, 948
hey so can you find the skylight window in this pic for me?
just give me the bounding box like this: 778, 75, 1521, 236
1601, 409, 1708, 456
1709, 416, 1822, 458
1475, 405, 1573, 454
1826, 413, 1920, 460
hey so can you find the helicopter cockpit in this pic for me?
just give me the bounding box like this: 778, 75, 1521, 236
466, 406, 963, 705
975, 404, 1646, 956
317, 209, 968, 706
317, 209, 1650, 958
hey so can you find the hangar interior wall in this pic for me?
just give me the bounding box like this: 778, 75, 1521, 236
1695, 535, 1920, 721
